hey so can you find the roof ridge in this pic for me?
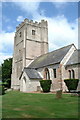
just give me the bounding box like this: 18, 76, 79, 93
24, 67, 35, 69
35, 43, 75, 60
49, 43, 75, 54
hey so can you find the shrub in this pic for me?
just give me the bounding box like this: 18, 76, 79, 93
3, 82, 8, 88
6, 78, 11, 88
3, 78, 11, 88
64, 79, 79, 92
0, 85, 5, 95
40, 80, 52, 92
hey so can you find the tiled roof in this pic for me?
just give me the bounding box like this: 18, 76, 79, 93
22, 68, 42, 79
28, 44, 74, 68
66, 49, 80, 66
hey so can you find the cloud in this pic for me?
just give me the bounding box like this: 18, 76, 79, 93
0, 31, 14, 52
1, 0, 80, 2
0, 31, 14, 64
52, 2, 67, 9
47, 16, 78, 51
14, 1, 40, 16
33, 15, 78, 51
17, 16, 25, 22
50, 0, 79, 2
0, 3, 2, 33
2, 0, 42, 2
3, 15, 10, 23
7, 26, 14, 31
0, 31, 15, 64
0, 53, 12, 65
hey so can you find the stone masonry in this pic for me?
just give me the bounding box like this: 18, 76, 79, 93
11, 19, 48, 90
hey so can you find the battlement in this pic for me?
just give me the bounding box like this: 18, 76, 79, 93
16, 18, 48, 32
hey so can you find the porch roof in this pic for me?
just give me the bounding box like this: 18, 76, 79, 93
20, 68, 42, 79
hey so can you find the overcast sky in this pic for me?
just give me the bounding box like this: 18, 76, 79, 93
0, 1, 79, 64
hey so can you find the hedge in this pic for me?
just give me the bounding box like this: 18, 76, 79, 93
40, 80, 52, 92
64, 79, 79, 92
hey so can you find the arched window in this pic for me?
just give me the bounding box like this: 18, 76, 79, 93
44, 68, 50, 80
69, 70, 71, 79
72, 70, 75, 79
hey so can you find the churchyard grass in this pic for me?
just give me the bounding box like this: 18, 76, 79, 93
2, 91, 79, 118
0, 95, 2, 118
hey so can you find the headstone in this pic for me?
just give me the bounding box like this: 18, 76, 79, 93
56, 90, 62, 98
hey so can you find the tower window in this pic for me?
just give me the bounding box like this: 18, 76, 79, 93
19, 32, 22, 37
53, 69, 56, 78
32, 30, 35, 35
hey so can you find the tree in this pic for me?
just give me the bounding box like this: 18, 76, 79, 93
2, 58, 12, 88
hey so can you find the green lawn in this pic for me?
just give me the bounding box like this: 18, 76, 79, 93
2, 91, 79, 118
0, 95, 2, 118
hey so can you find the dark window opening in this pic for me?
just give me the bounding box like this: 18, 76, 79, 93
68, 70, 75, 79
19, 32, 22, 37
69, 70, 71, 79
32, 30, 35, 35
53, 69, 56, 78
72, 70, 75, 79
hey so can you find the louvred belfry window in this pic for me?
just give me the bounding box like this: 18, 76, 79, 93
32, 30, 35, 35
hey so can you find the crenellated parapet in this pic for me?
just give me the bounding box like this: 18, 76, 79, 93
16, 18, 48, 32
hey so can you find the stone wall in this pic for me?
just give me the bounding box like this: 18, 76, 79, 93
37, 64, 62, 92
20, 72, 40, 92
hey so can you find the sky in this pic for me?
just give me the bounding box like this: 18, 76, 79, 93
0, 0, 79, 64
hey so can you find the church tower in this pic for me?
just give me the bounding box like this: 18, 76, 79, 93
11, 19, 48, 90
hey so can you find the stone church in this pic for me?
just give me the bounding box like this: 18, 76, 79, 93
11, 18, 80, 92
